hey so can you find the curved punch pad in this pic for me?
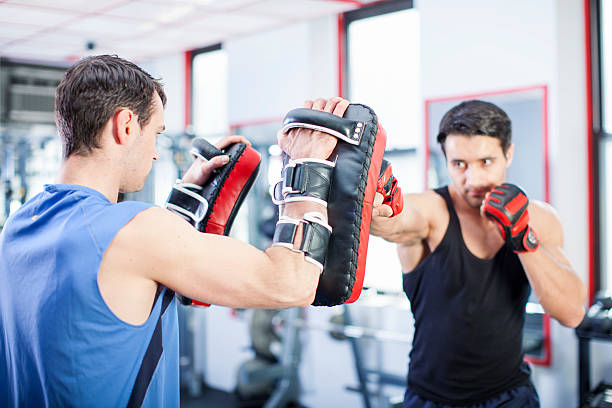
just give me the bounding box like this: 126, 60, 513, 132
182, 138, 261, 307
191, 138, 262, 235
282, 104, 387, 306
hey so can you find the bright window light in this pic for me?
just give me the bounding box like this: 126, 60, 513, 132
348, 8, 420, 149
192, 48, 228, 138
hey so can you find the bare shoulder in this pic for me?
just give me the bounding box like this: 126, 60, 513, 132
109, 206, 199, 276
406, 190, 446, 212
529, 200, 563, 243
407, 189, 448, 223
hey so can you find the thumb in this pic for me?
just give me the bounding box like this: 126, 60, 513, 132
198, 155, 229, 181
376, 204, 394, 218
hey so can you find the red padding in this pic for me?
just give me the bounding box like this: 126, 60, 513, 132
205, 146, 261, 235
345, 123, 387, 303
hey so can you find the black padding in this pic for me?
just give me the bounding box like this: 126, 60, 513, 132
315, 104, 382, 305
191, 138, 224, 160
283, 108, 365, 145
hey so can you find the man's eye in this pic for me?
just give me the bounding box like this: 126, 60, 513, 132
483, 159, 492, 166
454, 161, 465, 169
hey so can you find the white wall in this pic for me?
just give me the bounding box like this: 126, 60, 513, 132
227, 17, 337, 127
140, 1, 608, 407
419, 1, 593, 407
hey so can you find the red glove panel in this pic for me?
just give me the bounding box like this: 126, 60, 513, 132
376, 159, 403, 217
483, 183, 539, 253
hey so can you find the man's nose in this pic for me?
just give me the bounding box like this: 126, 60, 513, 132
465, 166, 487, 188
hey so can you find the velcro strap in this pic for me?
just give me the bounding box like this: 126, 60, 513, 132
165, 180, 209, 225
282, 108, 366, 146
272, 212, 332, 272
271, 158, 334, 206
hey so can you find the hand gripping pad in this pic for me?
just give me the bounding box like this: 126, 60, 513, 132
192, 139, 262, 235
283, 104, 387, 306
181, 138, 261, 307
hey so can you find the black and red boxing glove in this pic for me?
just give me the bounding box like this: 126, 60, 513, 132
376, 159, 403, 217
482, 183, 539, 253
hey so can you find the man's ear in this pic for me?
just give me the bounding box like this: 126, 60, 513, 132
505, 143, 515, 167
113, 108, 134, 146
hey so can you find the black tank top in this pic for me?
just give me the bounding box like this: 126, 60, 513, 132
403, 186, 531, 405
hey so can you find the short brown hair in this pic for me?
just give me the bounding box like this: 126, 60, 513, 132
437, 100, 511, 155
55, 55, 166, 158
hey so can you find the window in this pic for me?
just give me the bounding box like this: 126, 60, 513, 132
344, 0, 417, 293
192, 45, 228, 138
592, 0, 612, 295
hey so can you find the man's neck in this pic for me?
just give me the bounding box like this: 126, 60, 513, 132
57, 152, 121, 203
448, 185, 482, 217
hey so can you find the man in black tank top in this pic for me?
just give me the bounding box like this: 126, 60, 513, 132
371, 101, 586, 407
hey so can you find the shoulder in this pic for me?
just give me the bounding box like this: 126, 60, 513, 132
406, 189, 447, 213
406, 189, 449, 231
107, 206, 200, 271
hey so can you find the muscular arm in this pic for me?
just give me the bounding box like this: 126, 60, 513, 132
115, 202, 323, 310
518, 202, 586, 328
100, 97, 347, 324
370, 192, 432, 244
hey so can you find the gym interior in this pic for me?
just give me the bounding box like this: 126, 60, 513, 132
1, 0, 611, 407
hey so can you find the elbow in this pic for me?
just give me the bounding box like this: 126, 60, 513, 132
558, 278, 588, 328
282, 263, 318, 307
557, 305, 586, 328
271, 277, 317, 308
266, 251, 318, 308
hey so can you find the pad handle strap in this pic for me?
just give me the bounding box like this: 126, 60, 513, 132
165, 181, 209, 225
272, 212, 332, 272
282, 108, 366, 146
271, 158, 334, 206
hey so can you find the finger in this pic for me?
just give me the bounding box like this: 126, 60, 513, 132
377, 204, 394, 218
373, 192, 384, 207
199, 155, 229, 180
276, 129, 286, 145
332, 98, 350, 117
215, 135, 250, 149
312, 98, 326, 111
209, 155, 230, 167
324, 97, 339, 113
303, 100, 314, 109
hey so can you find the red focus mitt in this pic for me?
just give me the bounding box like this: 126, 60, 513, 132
166, 138, 261, 306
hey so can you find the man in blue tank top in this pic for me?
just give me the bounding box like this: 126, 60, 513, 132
0, 55, 349, 407
371, 100, 586, 407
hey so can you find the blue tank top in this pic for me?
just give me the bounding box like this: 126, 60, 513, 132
403, 186, 531, 405
0, 184, 179, 407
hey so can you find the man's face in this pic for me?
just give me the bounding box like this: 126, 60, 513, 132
444, 134, 513, 209
121, 93, 165, 193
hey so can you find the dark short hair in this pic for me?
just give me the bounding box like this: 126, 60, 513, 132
55, 55, 167, 158
437, 100, 511, 154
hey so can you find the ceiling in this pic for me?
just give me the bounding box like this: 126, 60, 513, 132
0, 0, 368, 65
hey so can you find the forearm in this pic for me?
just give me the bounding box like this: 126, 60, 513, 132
371, 199, 428, 244
519, 245, 586, 327
208, 201, 325, 309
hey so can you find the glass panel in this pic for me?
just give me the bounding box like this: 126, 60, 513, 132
601, 0, 612, 132
347, 8, 420, 293
347, 8, 420, 150
601, 137, 612, 291
192, 49, 228, 137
